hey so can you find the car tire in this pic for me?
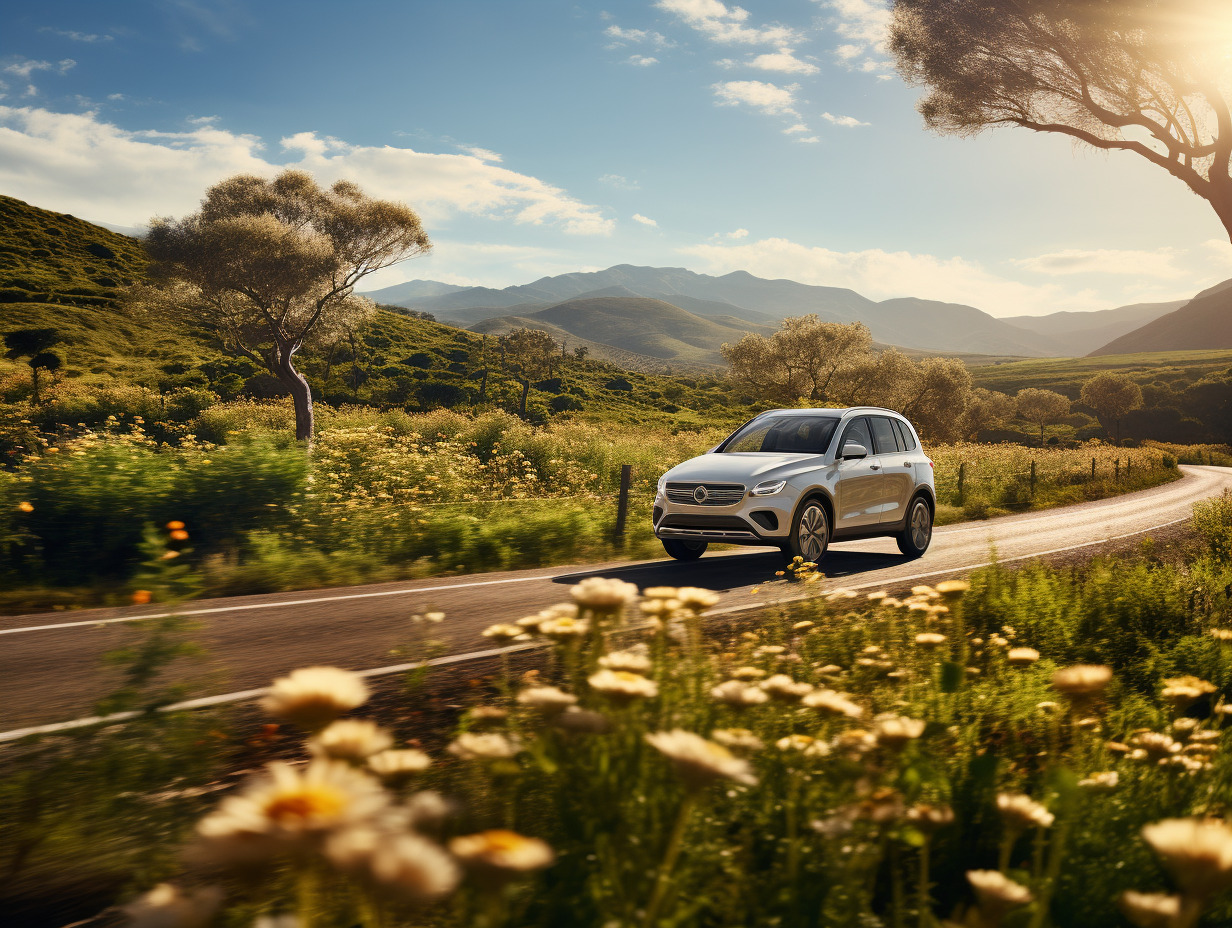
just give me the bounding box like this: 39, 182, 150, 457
662, 538, 707, 561
897, 496, 933, 558
785, 497, 830, 564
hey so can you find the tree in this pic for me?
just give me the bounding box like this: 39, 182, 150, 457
722, 318, 873, 403
962, 387, 1017, 438
500, 328, 558, 416
1015, 388, 1071, 442
145, 171, 430, 441
891, 0, 1232, 239
4, 328, 62, 404
1081, 371, 1144, 443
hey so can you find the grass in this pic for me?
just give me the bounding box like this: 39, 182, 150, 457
6, 498, 1232, 927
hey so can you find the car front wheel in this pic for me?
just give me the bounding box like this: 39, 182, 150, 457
785, 498, 829, 563
897, 497, 933, 558
662, 538, 707, 561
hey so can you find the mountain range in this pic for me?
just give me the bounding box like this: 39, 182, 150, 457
364, 265, 1186, 364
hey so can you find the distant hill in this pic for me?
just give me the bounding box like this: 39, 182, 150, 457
369, 263, 1073, 357
471, 296, 775, 366
1089, 279, 1232, 356
1003, 301, 1184, 356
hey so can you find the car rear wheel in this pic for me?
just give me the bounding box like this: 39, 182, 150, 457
897, 496, 932, 558
785, 498, 829, 564
662, 538, 707, 561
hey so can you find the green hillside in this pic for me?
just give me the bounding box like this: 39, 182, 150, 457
970, 348, 1232, 397
0, 194, 759, 433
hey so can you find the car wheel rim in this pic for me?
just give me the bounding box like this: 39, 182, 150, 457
798, 504, 827, 561
910, 502, 931, 550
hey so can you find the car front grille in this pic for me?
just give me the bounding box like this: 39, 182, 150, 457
666, 482, 746, 506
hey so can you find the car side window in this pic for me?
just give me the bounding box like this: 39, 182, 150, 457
840, 417, 872, 455
870, 417, 899, 455
893, 419, 917, 451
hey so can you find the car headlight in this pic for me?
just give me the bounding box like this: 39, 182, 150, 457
657, 474, 668, 494
751, 479, 786, 496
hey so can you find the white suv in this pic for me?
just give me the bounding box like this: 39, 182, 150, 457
653, 407, 936, 563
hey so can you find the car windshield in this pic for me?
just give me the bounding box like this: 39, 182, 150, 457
719, 414, 840, 454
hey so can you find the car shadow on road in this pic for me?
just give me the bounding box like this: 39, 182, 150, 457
551, 548, 911, 593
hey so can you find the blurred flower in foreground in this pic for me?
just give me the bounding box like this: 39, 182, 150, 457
1051, 664, 1112, 698
517, 685, 578, 716
449, 829, 554, 886
367, 749, 432, 782
599, 647, 652, 673
132, 589, 153, 605
309, 719, 393, 763
122, 883, 223, 928
996, 793, 1055, 830
261, 666, 369, 731
194, 760, 387, 865
967, 869, 1033, 919
447, 731, 520, 761
1141, 817, 1232, 900
1117, 890, 1181, 928
570, 577, 639, 612
588, 669, 659, 702
17, 501, 33, 513
646, 729, 758, 788
364, 831, 460, 902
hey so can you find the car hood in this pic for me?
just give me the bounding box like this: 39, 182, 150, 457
664, 452, 824, 484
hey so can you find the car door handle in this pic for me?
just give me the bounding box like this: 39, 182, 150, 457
869, 463, 881, 470
904, 462, 913, 467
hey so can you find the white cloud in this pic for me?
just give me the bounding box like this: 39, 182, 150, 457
3, 57, 76, 78
1012, 248, 1187, 278
605, 25, 673, 48
632, 213, 658, 227
628, 55, 659, 66
729, 228, 749, 239
796, 135, 820, 143
680, 236, 1113, 316
0, 106, 613, 235
712, 80, 800, 117
1201, 239, 1232, 267
821, 0, 892, 72
460, 145, 502, 162
783, 123, 810, 134
656, 0, 801, 46
820, 111, 869, 127
40, 27, 114, 43
107, 93, 125, 101
748, 48, 819, 74
599, 173, 639, 190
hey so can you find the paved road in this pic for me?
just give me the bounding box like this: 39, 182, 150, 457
3, 464, 1230, 736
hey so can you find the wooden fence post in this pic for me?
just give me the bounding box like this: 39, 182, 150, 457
1030, 460, 1036, 498
614, 463, 632, 546
957, 462, 966, 506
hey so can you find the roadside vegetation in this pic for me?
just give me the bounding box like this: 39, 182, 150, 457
0, 404, 1213, 611
8, 496, 1232, 926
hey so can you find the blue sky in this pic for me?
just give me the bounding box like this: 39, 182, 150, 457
2, 0, 1230, 316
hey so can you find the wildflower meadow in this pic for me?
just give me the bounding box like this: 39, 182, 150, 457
8, 494, 1232, 927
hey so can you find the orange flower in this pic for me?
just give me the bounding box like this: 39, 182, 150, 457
166, 520, 186, 530
132, 590, 153, 605
169, 529, 190, 541
17, 501, 33, 513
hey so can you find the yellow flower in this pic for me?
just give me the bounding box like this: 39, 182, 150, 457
711, 728, 764, 751
801, 689, 864, 719
1007, 647, 1040, 665
914, 632, 946, 648
260, 666, 369, 731
776, 734, 830, 757
645, 729, 758, 788
17, 501, 33, 513
194, 760, 388, 865
673, 586, 721, 612
449, 829, 555, 884
570, 576, 639, 612
588, 669, 659, 702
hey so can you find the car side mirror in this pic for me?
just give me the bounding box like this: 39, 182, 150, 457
841, 441, 868, 460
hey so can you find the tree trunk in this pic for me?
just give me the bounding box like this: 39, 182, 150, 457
518, 378, 530, 416
273, 346, 314, 443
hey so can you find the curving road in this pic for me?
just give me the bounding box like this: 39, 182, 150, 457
3, 464, 1231, 738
